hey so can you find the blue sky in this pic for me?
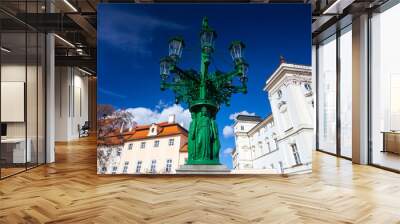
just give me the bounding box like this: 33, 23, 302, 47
98, 4, 311, 168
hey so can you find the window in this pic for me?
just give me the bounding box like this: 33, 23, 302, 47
304, 83, 312, 91
291, 144, 301, 165
168, 139, 174, 146
0, 11, 47, 178
279, 161, 284, 174
154, 140, 160, 147
258, 141, 263, 155
340, 25, 353, 158
124, 161, 129, 166
274, 138, 279, 150
136, 161, 142, 173
166, 159, 172, 173
112, 166, 118, 174
267, 142, 271, 152
123, 166, 128, 173
241, 125, 244, 131
370, 5, 400, 171
151, 127, 155, 133
128, 143, 133, 150
102, 167, 107, 172
150, 160, 157, 173
116, 149, 122, 156
140, 142, 146, 149
317, 34, 337, 154
277, 89, 282, 99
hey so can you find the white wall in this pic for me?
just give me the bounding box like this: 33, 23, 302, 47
233, 64, 313, 174
99, 135, 188, 174
233, 120, 260, 169
55, 67, 89, 141
1, 64, 46, 164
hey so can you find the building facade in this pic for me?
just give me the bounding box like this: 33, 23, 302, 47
97, 115, 188, 174
232, 115, 263, 170
233, 61, 313, 174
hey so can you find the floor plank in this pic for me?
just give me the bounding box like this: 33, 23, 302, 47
1, 136, 400, 223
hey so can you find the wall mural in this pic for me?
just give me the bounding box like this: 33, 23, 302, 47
97, 4, 313, 175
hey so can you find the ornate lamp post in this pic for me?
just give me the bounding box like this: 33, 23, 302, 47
160, 17, 248, 165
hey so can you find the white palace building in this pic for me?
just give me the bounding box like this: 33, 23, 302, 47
232, 59, 314, 174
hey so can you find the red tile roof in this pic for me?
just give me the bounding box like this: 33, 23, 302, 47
97, 122, 188, 146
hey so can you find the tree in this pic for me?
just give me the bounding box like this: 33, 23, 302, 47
97, 104, 116, 119
97, 109, 137, 138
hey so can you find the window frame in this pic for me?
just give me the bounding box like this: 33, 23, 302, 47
165, 159, 172, 173
154, 140, 160, 148
136, 161, 142, 173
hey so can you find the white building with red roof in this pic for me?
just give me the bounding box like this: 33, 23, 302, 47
97, 115, 188, 174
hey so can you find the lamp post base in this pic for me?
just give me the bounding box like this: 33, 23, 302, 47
176, 164, 230, 174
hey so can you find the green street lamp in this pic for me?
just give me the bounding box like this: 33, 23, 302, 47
168, 36, 185, 62
160, 57, 171, 78
160, 17, 248, 165
200, 17, 217, 53
229, 41, 246, 64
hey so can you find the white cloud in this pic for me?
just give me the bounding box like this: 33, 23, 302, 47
229, 111, 256, 121
223, 147, 234, 155
223, 125, 234, 138
155, 99, 169, 110
223, 111, 256, 138
125, 104, 191, 129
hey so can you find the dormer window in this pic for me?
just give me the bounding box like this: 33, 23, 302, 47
148, 124, 159, 136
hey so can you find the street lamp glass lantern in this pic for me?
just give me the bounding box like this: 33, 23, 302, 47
240, 62, 249, 81
200, 28, 216, 50
160, 57, 171, 80
168, 37, 185, 60
229, 41, 245, 62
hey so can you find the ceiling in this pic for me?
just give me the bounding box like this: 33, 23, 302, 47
1, 0, 318, 75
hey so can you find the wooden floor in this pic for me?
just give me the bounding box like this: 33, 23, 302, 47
1, 137, 400, 223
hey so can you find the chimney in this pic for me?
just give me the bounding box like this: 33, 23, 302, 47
168, 114, 176, 124
280, 55, 286, 64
